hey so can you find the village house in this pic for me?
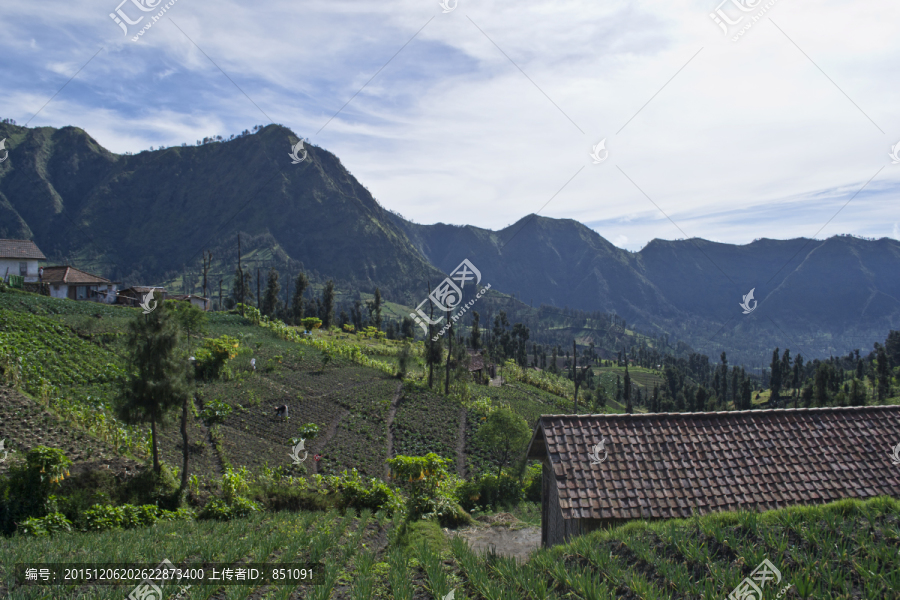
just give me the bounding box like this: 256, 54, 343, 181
117, 286, 167, 307
41, 266, 118, 303
526, 406, 900, 548
0, 239, 46, 283
169, 293, 210, 311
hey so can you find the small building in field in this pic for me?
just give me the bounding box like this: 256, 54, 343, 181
467, 350, 491, 384
0, 239, 46, 283
526, 406, 900, 548
41, 266, 117, 303
117, 286, 167, 307
169, 294, 210, 311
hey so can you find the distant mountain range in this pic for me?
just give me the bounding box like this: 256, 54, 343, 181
1, 122, 897, 363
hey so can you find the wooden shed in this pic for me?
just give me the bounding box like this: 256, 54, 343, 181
526, 406, 900, 548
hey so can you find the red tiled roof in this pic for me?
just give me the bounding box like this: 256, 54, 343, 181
42, 266, 111, 285
120, 286, 166, 294
0, 239, 46, 260
527, 406, 900, 521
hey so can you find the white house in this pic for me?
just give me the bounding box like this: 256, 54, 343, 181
42, 266, 117, 303
169, 294, 210, 311
0, 239, 46, 283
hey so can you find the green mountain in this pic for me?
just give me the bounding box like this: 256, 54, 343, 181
0, 122, 444, 301
2, 121, 898, 362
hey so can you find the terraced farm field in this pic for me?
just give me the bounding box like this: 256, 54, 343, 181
3, 496, 899, 599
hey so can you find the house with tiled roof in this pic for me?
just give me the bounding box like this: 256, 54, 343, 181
0, 239, 46, 283
168, 294, 210, 311
42, 266, 118, 303
117, 286, 167, 308
526, 406, 900, 548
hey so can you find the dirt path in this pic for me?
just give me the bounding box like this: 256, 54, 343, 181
310, 408, 349, 475
456, 408, 467, 478
384, 383, 403, 478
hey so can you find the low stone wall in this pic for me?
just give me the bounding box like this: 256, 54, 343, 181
22, 282, 50, 296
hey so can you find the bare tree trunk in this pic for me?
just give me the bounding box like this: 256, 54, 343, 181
151, 417, 160, 474
445, 309, 453, 395
180, 396, 190, 496
238, 235, 244, 316
573, 340, 579, 413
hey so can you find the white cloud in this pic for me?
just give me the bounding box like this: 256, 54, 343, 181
0, 0, 897, 250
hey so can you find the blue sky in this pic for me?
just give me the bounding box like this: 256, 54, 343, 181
2, 0, 898, 250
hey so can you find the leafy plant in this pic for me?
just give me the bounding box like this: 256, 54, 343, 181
200, 397, 233, 424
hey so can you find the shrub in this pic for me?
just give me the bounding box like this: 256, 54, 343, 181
325, 469, 402, 514
193, 335, 241, 380
19, 512, 73, 537
387, 454, 462, 522
0, 446, 72, 534
301, 317, 322, 332
200, 398, 233, 424
199, 497, 260, 521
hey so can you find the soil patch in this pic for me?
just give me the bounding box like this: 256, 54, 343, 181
451, 513, 541, 563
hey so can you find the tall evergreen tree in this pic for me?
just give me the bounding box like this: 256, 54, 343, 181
623, 356, 633, 414
780, 349, 792, 394
291, 271, 308, 323
770, 348, 782, 401
470, 311, 481, 350
322, 280, 335, 329
850, 377, 866, 406
261, 267, 280, 317
876, 344, 891, 400
720, 352, 728, 404
693, 385, 706, 412
115, 295, 190, 475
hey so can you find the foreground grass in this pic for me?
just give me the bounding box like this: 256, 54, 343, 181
3, 497, 899, 599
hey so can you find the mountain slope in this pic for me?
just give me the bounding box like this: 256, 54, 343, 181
0, 122, 444, 300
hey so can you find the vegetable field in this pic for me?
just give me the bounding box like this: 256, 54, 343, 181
2, 496, 899, 598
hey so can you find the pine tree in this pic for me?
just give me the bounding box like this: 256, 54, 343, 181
696, 385, 708, 412
291, 271, 308, 323
624, 358, 632, 414
780, 349, 792, 395
261, 267, 280, 317
470, 311, 481, 350
322, 280, 335, 329
850, 378, 866, 406
115, 295, 190, 474
770, 348, 782, 402
720, 352, 728, 404
876, 345, 891, 401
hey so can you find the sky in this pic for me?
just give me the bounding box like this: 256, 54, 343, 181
1, 0, 898, 251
